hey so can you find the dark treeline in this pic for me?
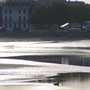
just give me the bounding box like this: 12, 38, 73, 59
29, 3, 90, 30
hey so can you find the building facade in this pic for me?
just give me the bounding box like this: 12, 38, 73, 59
2, 0, 33, 31
0, 5, 2, 27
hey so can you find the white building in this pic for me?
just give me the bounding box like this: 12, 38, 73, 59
2, 0, 33, 31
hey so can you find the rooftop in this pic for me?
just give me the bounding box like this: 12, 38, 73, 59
1, 0, 36, 7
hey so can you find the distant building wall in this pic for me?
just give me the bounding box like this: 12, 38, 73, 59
2, 0, 33, 31
2, 7, 29, 31
0, 6, 2, 27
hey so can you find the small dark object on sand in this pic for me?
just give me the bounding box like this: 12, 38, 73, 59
54, 81, 59, 86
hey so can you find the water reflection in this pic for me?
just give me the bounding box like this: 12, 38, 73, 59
7, 55, 90, 66
0, 39, 90, 89
0, 84, 73, 90
0, 79, 90, 90
64, 79, 90, 90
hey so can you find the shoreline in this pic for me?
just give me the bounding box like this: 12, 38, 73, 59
0, 31, 90, 42
1, 54, 90, 67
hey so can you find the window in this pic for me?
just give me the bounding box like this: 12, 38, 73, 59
5, 10, 7, 14
23, 23, 26, 28
5, 16, 7, 22
19, 23, 21, 28
9, 23, 12, 28
19, 10, 21, 14
23, 10, 26, 14
5, 23, 7, 28
27, 2, 29, 6
19, 16, 21, 22
9, 16, 12, 23
14, 23, 16, 28
22, 2, 24, 6
6, 2, 8, 6
12, 2, 14, 6
7, 2, 10, 6
23, 16, 26, 22
17, 2, 19, 6
9, 10, 12, 14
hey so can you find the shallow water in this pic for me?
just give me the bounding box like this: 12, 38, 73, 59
0, 39, 90, 89
0, 83, 73, 90
0, 80, 90, 90
0, 40, 90, 56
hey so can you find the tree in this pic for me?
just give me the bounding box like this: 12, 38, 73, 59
29, 3, 90, 31
29, 3, 69, 30
70, 5, 90, 30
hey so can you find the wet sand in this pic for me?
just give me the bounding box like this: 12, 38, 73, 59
0, 83, 73, 90
0, 32, 90, 90
0, 31, 90, 42
2, 54, 90, 67
0, 81, 90, 90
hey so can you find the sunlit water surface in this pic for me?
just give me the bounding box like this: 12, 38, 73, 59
0, 39, 90, 90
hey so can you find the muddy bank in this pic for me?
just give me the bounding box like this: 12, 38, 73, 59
2, 55, 90, 67
0, 31, 90, 42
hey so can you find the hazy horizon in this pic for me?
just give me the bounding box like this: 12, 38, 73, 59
70, 0, 90, 4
